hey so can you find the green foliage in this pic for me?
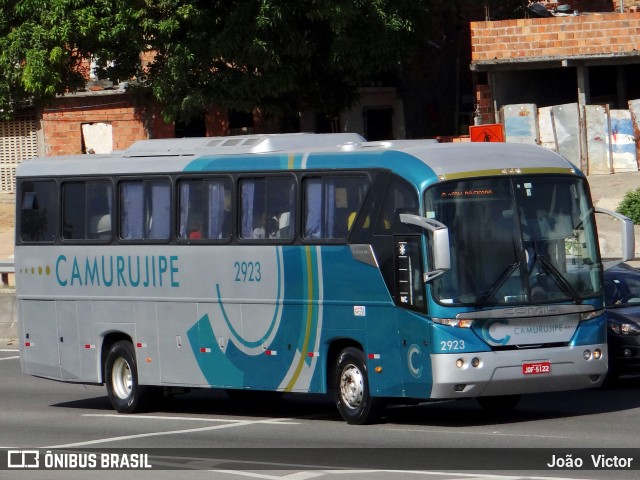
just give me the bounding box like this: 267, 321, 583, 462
617, 187, 640, 225
0, 0, 432, 123
0, 0, 145, 118
142, 0, 433, 122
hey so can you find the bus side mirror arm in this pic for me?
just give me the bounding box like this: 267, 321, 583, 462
399, 214, 451, 282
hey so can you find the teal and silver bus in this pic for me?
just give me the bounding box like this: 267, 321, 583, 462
16, 133, 634, 424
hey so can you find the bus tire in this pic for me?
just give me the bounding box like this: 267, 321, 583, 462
105, 340, 150, 413
333, 347, 381, 425
476, 394, 521, 412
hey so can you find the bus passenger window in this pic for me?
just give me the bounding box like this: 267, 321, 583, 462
303, 175, 369, 240
19, 180, 57, 242
120, 179, 170, 241
239, 176, 295, 241
178, 178, 231, 240
62, 180, 112, 241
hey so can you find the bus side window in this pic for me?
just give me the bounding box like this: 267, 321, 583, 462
120, 179, 170, 241
303, 175, 369, 240
179, 179, 204, 240
207, 179, 232, 239
62, 180, 112, 241
19, 180, 57, 242
239, 176, 295, 241
178, 177, 232, 241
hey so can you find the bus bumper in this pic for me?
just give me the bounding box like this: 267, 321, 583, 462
428, 343, 607, 399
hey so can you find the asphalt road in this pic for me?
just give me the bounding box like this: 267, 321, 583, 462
2, 345, 640, 480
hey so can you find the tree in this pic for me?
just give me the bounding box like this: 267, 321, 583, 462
0, 0, 432, 124
0, 0, 146, 119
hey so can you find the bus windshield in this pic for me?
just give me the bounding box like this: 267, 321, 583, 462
425, 176, 601, 307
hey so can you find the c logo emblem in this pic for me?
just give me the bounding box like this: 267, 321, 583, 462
484, 319, 511, 346
408, 344, 422, 378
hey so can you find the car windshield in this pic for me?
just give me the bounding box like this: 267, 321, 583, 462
424, 175, 601, 306
604, 265, 640, 307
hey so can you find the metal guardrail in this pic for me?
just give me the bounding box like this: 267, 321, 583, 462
0, 259, 14, 286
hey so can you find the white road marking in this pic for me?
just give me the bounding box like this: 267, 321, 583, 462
385, 427, 573, 440
0, 349, 19, 352
82, 413, 299, 424
214, 471, 595, 480
0, 356, 19, 361
152, 463, 595, 480
208, 471, 325, 480
323, 472, 593, 480
46, 417, 297, 448
46, 409, 584, 480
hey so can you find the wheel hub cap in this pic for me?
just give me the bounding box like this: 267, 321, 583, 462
340, 364, 364, 409
112, 357, 132, 400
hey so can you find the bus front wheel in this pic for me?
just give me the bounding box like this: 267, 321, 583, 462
333, 347, 381, 425
105, 341, 150, 413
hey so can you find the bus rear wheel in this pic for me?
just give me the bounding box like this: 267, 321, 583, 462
105, 340, 151, 413
333, 347, 381, 425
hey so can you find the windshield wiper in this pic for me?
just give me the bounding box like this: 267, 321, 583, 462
477, 262, 521, 308
538, 255, 583, 304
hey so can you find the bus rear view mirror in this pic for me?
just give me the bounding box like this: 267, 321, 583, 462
399, 213, 451, 282
594, 207, 635, 270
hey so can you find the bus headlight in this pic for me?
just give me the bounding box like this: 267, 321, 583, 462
580, 309, 604, 321
433, 318, 474, 328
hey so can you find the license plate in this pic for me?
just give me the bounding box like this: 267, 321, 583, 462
522, 361, 551, 375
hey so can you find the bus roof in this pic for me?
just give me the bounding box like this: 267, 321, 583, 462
16, 133, 579, 183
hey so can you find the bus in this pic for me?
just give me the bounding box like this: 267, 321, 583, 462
16, 133, 634, 424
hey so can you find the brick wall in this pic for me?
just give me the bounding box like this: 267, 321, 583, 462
41, 94, 173, 156
471, 12, 640, 62
475, 84, 495, 124
614, 0, 640, 10
147, 103, 176, 140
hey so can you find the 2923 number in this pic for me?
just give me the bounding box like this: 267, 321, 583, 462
439, 340, 465, 351
234, 261, 262, 282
